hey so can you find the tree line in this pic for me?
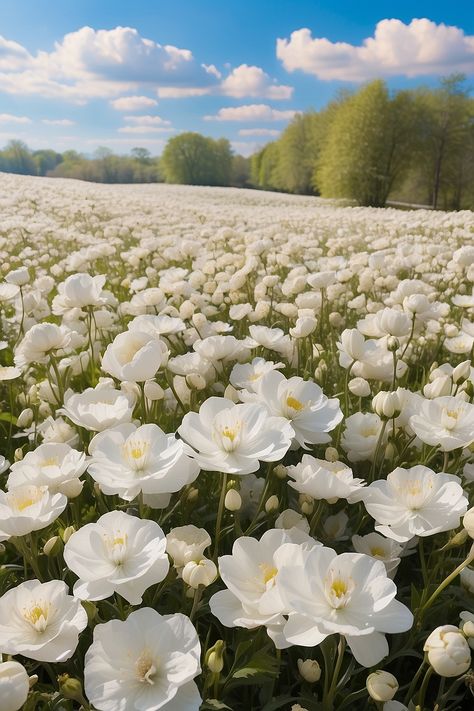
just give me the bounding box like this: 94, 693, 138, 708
251, 75, 474, 210
0, 75, 472, 208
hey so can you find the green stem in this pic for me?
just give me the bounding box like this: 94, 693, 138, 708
213, 473, 228, 560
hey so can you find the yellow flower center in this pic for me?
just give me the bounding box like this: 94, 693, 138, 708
330, 579, 348, 598
370, 546, 386, 558
135, 651, 158, 685
222, 427, 237, 442
260, 563, 278, 585
286, 395, 304, 411
23, 602, 50, 632
42, 457, 59, 467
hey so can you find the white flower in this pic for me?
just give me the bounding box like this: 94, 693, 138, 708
64, 511, 169, 604
230, 357, 284, 393
84, 608, 201, 711
0, 579, 87, 662
361, 466, 468, 542
352, 533, 403, 577
0, 484, 67, 539
409, 396, 474, 451
182, 558, 218, 589
166, 525, 211, 569
210, 529, 317, 648
341, 412, 387, 462
0, 366, 22, 381
5, 267, 29, 286
61, 383, 136, 432
178, 397, 294, 475
8, 442, 87, 498
193, 335, 250, 363
424, 625, 471, 677
14, 323, 73, 369
278, 547, 413, 666
242, 371, 343, 448
101, 330, 168, 382
0, 661, 29, 711
88, 423, 199, 504
287, 455, 365, 503
52, 273, 107, 314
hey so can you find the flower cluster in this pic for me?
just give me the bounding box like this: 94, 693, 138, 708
0, 175, 473, 710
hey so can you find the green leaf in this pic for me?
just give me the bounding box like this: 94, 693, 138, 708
200, 701, 233, 711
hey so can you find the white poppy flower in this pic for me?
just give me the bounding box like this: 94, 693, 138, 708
61, 383, 136, 432
166, 525, 211, 570
409, 396, 474, 451
52, 273, 107, 314
241, 371, 343, 448
84, 608, 201, 711
278, 547, 413, 666
0, 580, 87, 662
88, 423, 199, 502
360, 466, 468, 542
14, 323, 73, 368
64, 511, 169, 604
8, 442, 87, 498
287, 455, 366, 503
101, 330, 168, 382
424, 625, 471, 677
0, 484, 67, 539
178, 397, 294, 475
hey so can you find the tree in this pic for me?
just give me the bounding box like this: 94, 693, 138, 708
0, 140, 37, 175
33, 149, 63, 176
161, 132, 233, 186
316, 81, 415, 206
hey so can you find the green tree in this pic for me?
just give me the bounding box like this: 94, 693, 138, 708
161, 132, 232, 186
0, 140, 37, 175
316, 81, 415, 206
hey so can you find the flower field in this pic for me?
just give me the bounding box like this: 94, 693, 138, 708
0, 172, 474, 710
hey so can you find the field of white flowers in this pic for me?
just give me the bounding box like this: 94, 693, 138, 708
0, 172, 474, 711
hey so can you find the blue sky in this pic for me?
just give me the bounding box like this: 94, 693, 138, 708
0, 0, 472, 156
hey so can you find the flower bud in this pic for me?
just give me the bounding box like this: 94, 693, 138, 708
206, 640, 225, 674
325, 446, 339, 462
463, 508, 474, 539
265, 495, 279, 514
386, 336, 400, 352
182, 557, 217, 589
372, 391, 401, 419
299, 494, 314, 516
61, 525, 76, 543
297, 658, 321, 683
366, 670, 398, 701
424, 625, 471, 677
461, 567, 474, 594
273, 464, 287, 480
57, 675, 87, 706
143, 380, 164, 401
453, 360, 471, 385
16, 408, 33, 428
43, 535, 63, 557
225, 489, 242, 512
348, 377, 371, 397
223, 384, 240, 402
0, 661, 29, 711
186, 487, 199, 503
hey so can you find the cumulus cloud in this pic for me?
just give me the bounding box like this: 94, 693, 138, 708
205, 104, 298, 122
221, 64, 292, 99
123, 115, 171, 126
0, 113, 31, 124
110, 95, 158, 111
42, 118, 75, 126
118, 114, 173, 134
277, 19, 474, 81
118, 125, 174, 134
238, 128, 281, 137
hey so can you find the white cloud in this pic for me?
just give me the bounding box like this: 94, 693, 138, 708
156, 86, 212, 98
0, 113, 31, 124
277, 19, 474, 81
123, 115, 171, 126
42, 118, 75, 126
205, 104, 298, 122
238, 128, 281, 137
110, 95, 158, 111
221, 64, 293, 99
118, 125, 174, 134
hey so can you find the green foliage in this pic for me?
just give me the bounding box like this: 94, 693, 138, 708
161, 132, 233, 186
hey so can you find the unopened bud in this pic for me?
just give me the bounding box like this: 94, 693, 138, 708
43, 535, 63, 557
225, 489, 242, 512
182, 558, 217, 589
297, 658, 321, 683
299, 494, 314, 516
206, 640, 225, 674
14, 448, 23, 461
453, 360, 471, 385
387, 336, 400, 352
186, 487, 199, 503
273, 464, 287, 480
265, 495, 279, 514
143, 380, 164, 401
223, 384, 240, 402
325, 447, 339, 462
57, 675, 87, 706
348, 377, 371, 397
372, 391, 401, 419
366, 670, 398, 701
61, 525, 76, 543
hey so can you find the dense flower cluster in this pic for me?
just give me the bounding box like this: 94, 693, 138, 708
0, 174, 473, 710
